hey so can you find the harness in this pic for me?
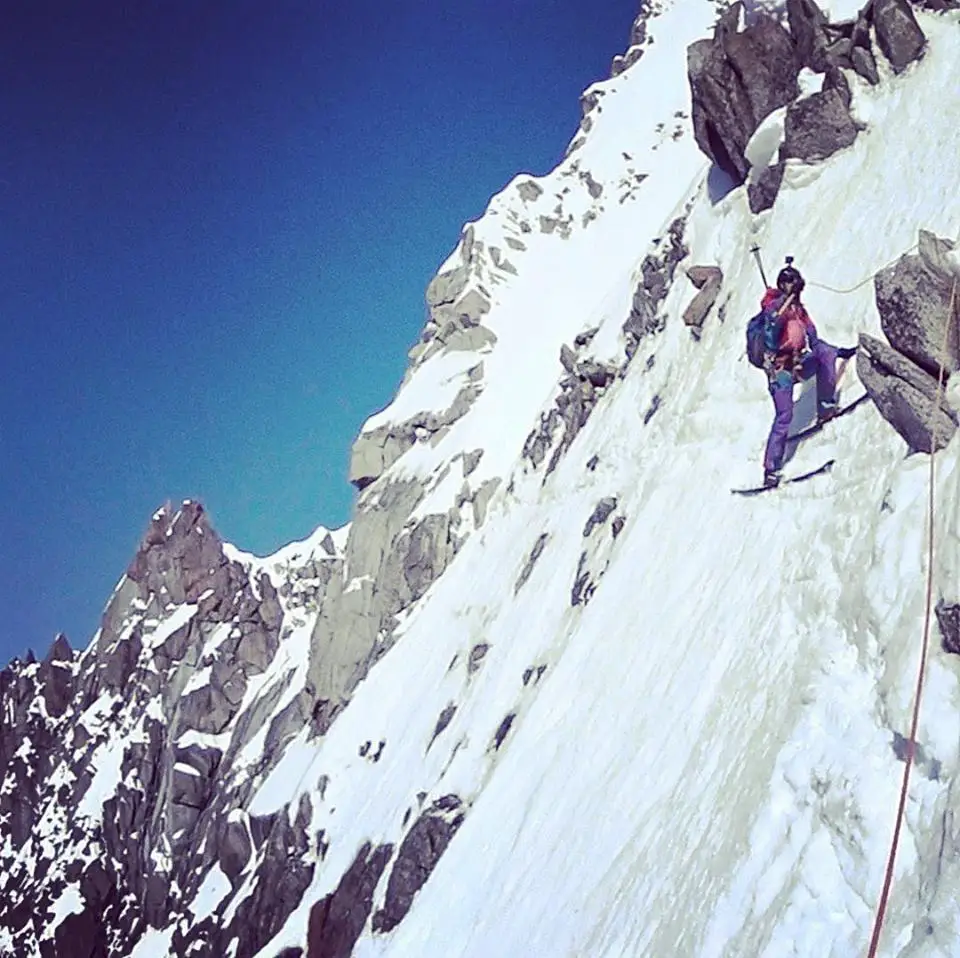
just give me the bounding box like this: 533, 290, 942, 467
762, 291, 807, 383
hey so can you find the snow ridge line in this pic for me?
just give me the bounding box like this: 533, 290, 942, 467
867, 277, 958, 958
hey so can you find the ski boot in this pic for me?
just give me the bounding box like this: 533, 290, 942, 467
817, 403, 840, 427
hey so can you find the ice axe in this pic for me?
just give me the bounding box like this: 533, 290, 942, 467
750, 245, 768, 288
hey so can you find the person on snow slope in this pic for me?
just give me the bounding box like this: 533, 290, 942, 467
759, 258, 855, 489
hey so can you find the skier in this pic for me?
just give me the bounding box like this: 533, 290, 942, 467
760, 259, 855, 488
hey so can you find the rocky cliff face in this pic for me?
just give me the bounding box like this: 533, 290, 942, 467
0, 460, 488, 957
2, 503, 303, 955
689, 0, 932, 212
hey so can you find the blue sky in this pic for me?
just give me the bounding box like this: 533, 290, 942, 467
0, 0, 638, 664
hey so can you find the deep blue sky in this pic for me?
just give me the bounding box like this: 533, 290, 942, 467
0, 0, 637, 664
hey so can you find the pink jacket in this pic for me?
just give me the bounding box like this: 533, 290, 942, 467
761, 288, 818, 357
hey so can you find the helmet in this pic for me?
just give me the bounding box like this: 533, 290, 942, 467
776, 256, 805, 294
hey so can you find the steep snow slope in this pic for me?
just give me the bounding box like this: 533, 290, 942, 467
245, 7, 960, 957
4, 2, 960, 957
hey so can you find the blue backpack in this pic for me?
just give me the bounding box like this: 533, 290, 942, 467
746, 309, 782, 368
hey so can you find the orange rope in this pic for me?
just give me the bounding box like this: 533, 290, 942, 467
865, 277, 957, 957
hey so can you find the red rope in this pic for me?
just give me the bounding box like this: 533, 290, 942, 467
865, 278, 957, 957
864, 491, 935, 956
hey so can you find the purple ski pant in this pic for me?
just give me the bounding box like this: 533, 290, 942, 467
763, 341, 838, 473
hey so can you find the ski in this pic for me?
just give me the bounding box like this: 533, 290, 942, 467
787, 392, 869, 444
731, 459, 835, 497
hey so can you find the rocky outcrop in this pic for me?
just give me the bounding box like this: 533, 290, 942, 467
381, 510, 461, 610
743, 43, 858, 214
572, 495, 627, 608
0, 636, 79, 853
521, 221, 689, 481
307, 842, 394, 958
414, 295, 497, 363
545, 358, 619, 477
126, 500, 235, 609
39, 633, 75, 718
786, 0, 834, 72
682, 265, 723, 330
787, 0, 872, 82
349, 424, 417, 492
349, 365, 484, 490
349, 218, 506, 493
857, 334, 957, 452
782, 85, 858, 163
688, 4, 799, 183
688, 0, 927, 207
875, 232, 960, 377
583, 497, 618, 538
623, 216, 689, 357
0, 502, 361, 957
45, 860, 121, 958
873, 0, 927, 72
748, 160, 786, 214
305, 428, 492, 743
936, 600, 960, 655
371, 795, 465, 934
211, 798, 316, 958
522, 329, 619, 479
408, 226, 497, 369
609, 0, 657, 76
860, 231, 959, 451
786, 0, 925, 80
515, 533, 550, 594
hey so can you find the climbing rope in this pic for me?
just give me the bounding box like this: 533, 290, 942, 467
865, 277, 958, 958
806, 243, 920, 296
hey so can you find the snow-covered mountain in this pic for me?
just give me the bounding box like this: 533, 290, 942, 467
5, 1, 960, 956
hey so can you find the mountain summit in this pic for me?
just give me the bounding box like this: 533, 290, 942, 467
4, 1, 960, 956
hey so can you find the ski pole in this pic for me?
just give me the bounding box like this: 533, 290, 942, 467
750, 245, 768, 288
